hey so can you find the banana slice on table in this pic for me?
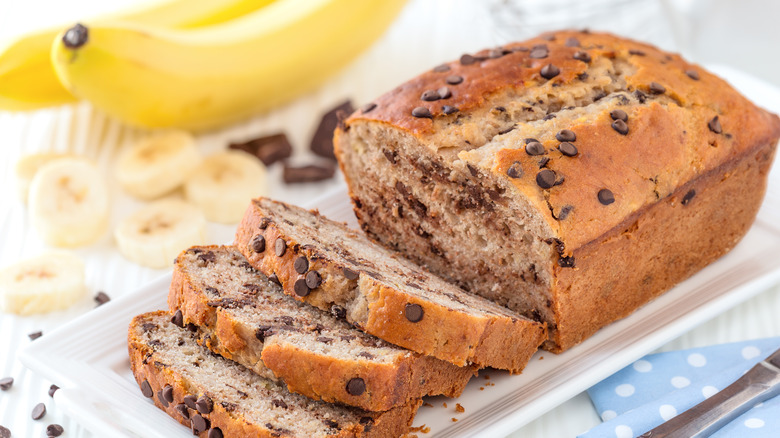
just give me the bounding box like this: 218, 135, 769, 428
29, 159, 110, 247
116, 130, 202, 200
184, 150, 268, 224
14, 152, 78, 203
0, 251, 87, 315
115, 199, 207, 269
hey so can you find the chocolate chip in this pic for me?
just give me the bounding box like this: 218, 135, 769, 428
62, 23, 88, 49
46, 424, 64, 437
524, 138, 539, 144
331, 305, 347, 319
311, 100, 354, 159
191, 414, 210, 434
506, 161, 523, 179
686, 70, 700, 80
183, 394, 197, 409
556, 129, 576, 142
28, 331, 42, 340
437, 86, 451, 99
272, 399, 288, 409
558, 256, 576, 268
459, 54, 477, 65
536, 169, 557, 189
360, 102, 377, 113
48, 385, 59, 398
171, 309, 184, 328
162, 384, 174, 404
196, 395, 213, 414
140, 380, 153, 398
611, 119, 629, 135
441, 105, 459, 115
634, 90, 647, 103
598, 189, 615, 205
681, 189, 696, 205
628, 49, 646, 56
411, 106, 433, 118
529, 45, 549, 59
649, 82, 666, 94
305, 270, 322, 289
708, 116, 722, 134
255, 325, 272, 342
174, 403, 190, 420
209, 428, 224, 438
293, 256, 308, 274
540, 64, 560, 80
343, 267, 359, 280
404, 303, 424, 322
32, 403, 46, 420
610, 109, 628, 122
543, 113, 557, 121
274, 238, 286, 256
0, 378, 12, 391
268, 273, 281, 286
229, 133, 293, 166
558, 142, 578, 157
325, 419, 340, 429
433, 64, 451, 73
282, 162, 336, 184
498, 125, 516, 135
0, 425, 10, 438
557, 205, 574, 220
421, 90, 440, 101
94, 291, 110, 306
258, 217, 271, 229
565, 37, 581, 47
525, 141, 545, 156
293, 278, 310, 297
538, 157, 550, 168
346, 378, 366, 396
445, 75, 463, 85
488, 49, 505, 58
573, 51, 591, 62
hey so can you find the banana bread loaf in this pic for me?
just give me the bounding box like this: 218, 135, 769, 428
168, 245, 476, 411
235, 197, 547, 372
334, 30, 780, 352
128, 311, 420, 438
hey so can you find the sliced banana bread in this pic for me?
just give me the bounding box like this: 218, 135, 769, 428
234, 197, 547, 373
168, 245, 476, 411
129, 311, 420, 438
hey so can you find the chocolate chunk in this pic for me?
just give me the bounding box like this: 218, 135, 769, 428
162, 384, 174, 404
538, 157, 550, 168
628, 49, 646, 56
331, 305, 347, 319
0, 425, 10, 438
293, 278, 310, 297
346, 378, 366, 396
183, 394, 198, 410
62, 23, 88, 49
411, 106, 433, 118
325, 419, 340, 429
32, 403, 46, 420
682, 189, 696, 205
282, 162, 336, 184
529, 45, 549, 59
46, 424, 64, 437
649, 82, 666, 94
293, 256, 309, 274
171, 309, 184, 328
558, 142, 578, 157
433, 64, 451, 73
577, 72, 589, 81
540, 64, 560, 79
48, 385, 59, 398
250, 235, 266, 253
634, 90, 647, 103
191, 414, 210, 434
573, 51, 591, 62
196, 395, 213, 414
611, 119, 629, 135
610, 109, 628, 122
558, 256, 576, 268
140, 380, 153, 398
274, 238, 286, 256
556, 129, 576, 142
268, 273, 281, 286
686, 70, 700, 80
445, 75, 463, 85
174, 403, 190, 420
460, 54, 478, 65
343, 267, 359, 280
209, 428, 224, 438
229, 133, 293, 166
311, 100, 354, 159
360, 102, 377, 113
0, 378, 12, 391
421, 90, 440, 101
708, 116, 722, 134
557, 205, 574, 220
272, 399, 288, 409
305, 270, 322, 289
565, 37, 581, 47
506, 161, 523, 179
525, 141, 545, 156
404, 303, 424, 322
437, 86, 452, 99
255, 325, 273, 342
28, 331, 42, 340
441, 105, 459, 115
536, 169, 557, 189
94, 291, 110, 306
598, 189, 615, 205
543, 113, 557, 121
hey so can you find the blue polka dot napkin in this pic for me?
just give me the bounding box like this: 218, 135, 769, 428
579, 337, 780, 438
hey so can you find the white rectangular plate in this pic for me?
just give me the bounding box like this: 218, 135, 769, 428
19, 64, 780, 438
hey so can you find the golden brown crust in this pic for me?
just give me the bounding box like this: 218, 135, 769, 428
235, 200, 547, 372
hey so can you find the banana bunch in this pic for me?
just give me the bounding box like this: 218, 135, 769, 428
0, 0, 274, 110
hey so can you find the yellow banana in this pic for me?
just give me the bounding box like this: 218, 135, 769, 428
0, 0, 276, 110
51, 0, 407, 131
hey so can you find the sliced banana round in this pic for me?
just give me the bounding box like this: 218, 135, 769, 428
29, 158, 110, 247
14, 152, 78, 203
116, 130, 202, 200
184, 150, 268, 224
115, 198, 207, 269
0, 251, 87, 315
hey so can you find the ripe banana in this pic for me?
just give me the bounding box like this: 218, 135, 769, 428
28, 158, 110, 247
116, 130, 202, 200
14, 152, 77, 203
0, 251, 86, 315
0, 0, 276, 110
114, 199, 207, 269
184, 151, 268, 224
51, 0, 408, 131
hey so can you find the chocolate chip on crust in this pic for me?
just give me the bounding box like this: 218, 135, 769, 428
629, 49, 646, 56
275, 238, 287, 256
686, 70, 700, 80
529, 45, 549, 59
343, 267, 359, 280
708, 116, 722, 134
556, 129, 576, 142
525, 141, 545, 156
293, 256, 309, 274
598, 189, 615, 205
536, 169, 557, 189
183, 394, 198, 409
573, 51, 591, 63
649, 82, 666, 94
294, 278, 311, 297
558, 142, 578, 157
196, 395, 213, 414
433, 64, 451, 73
171, 310, 184, 328
191, 414, 210, 434
268, 273, 282, 286
251, 235, 266, 253
157, 389, 169, 407
140, 380, 153, 398
565, 37, 581, 47
506, 161, 523, 179
209, 428, 224, 438
162, 384, 174, 404
558, 256, 576, 268
681, 189, 696, 205
346, 378, 366, 396
540, 64, 560, 79
441, 105, 459, 115
174, 403, 190, 420
612, 119, 629, 135
460, 54, 479, 65
610, 109, 628, 122
411, 107, 433, 118
305, 270, 322, 289
404, 303, 424, 322
445, 75, 463, 85
421, 90, 440, 101
437, 86, 452, 99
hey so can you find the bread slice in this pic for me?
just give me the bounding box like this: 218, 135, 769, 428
234, 197, 547, 372
129, 311, 420, 438
168, 245, 476, 411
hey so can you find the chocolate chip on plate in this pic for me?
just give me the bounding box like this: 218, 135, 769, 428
46, 424, 64, 437
445, 75, 463, 85
0, 378, 12, 391
94, 291, 111, 306
556, 129, 576, 142
612, 119, 629, 135
610, 109, 628, 122
0, 425, 10, 438
31, 403, 46, 420
28, 331, 43, 341
282, 162, 336, 184
404, 303, 424, 322
558, 142, 578, 157
346, 378, 366, 396
598, 189, 615, 205
708, 116, 722, 134
506, 161, 523, 179
310, 100, 354, 159
293, 256, 309, 274
229, 133, 293, 166
48, 384, 59, 398
525, 141, 545, 156
536, 169, 557, 189
411, 106, 433, 118
540, 64, 560, 79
